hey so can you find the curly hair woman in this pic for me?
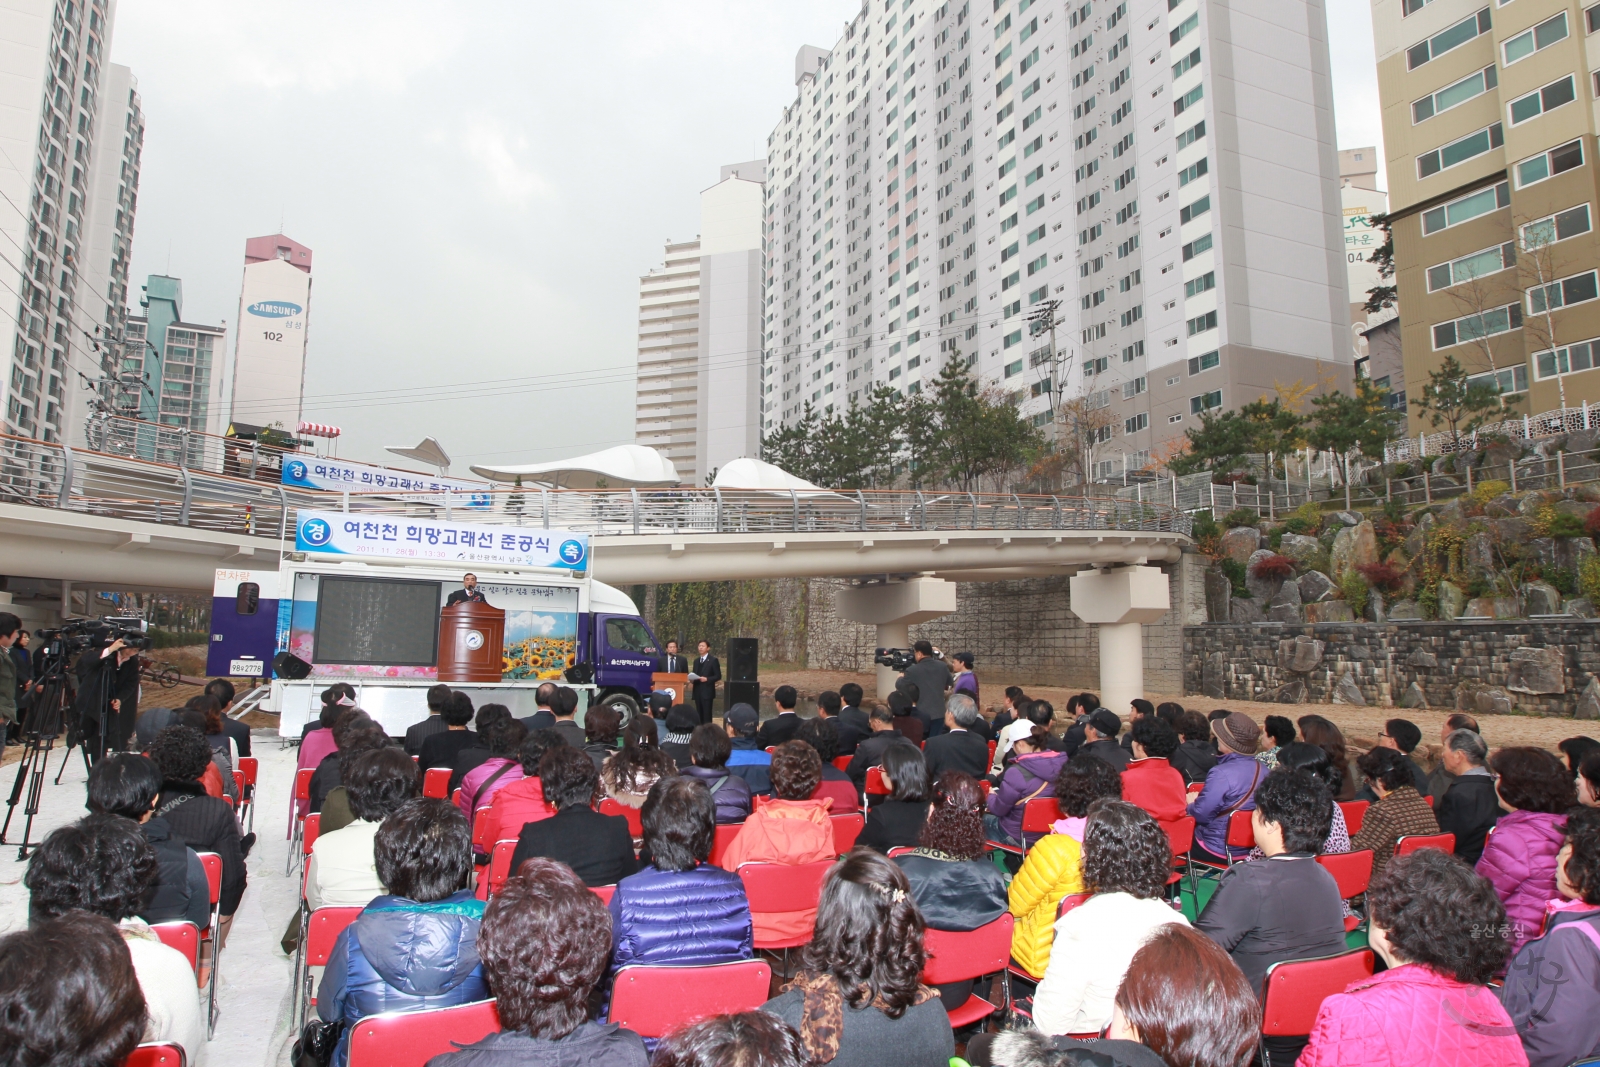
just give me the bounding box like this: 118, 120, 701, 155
601, 730, 678, 810
1300, 849, 1525, 1067
760, 850, 953, 1067
147, 725, 246, 928
0, 912, 148, 1067
455, 711, 528, 817
1028, 800, 1188, 1037
1007, 752, 1123, 979
718, 740, 836, 945
1478, 745, 1576, 952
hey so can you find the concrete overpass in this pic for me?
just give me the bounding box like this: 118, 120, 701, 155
0, 432, 1191, 705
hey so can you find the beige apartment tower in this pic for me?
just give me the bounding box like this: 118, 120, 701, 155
1373, 0, 1600, 427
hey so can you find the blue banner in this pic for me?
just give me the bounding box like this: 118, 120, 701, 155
294, 509, 589, 571
282, 455, 491, 508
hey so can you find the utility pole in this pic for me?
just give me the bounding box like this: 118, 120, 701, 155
1026, 299, 1065, 416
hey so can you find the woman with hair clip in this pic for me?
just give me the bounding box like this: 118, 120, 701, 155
761, 851, 954, 1067
601, 720, 677, 809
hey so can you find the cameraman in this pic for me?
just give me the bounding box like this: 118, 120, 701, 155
0, 612, 19, 744
73, 634, 141, 759
896, 640, 952, 740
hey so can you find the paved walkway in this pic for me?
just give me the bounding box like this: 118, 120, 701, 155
0, 735, 301, 1067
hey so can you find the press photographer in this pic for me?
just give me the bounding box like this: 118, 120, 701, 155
875, 639, 952, 740
70, 622, 147, 761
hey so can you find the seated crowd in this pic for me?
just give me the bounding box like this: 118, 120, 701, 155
14, 676, 1600, 1067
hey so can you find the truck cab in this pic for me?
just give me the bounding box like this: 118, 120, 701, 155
586, 581, 661, 722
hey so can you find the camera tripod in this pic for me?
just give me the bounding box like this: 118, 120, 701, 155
0, 662, 74, 860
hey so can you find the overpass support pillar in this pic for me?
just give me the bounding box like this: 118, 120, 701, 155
835, 577, 958, 699
1068, 565, 1170, 716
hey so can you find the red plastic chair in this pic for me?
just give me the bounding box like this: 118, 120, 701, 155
346, 999, 501, 1067
709, 822, 742, 867
480, 839, 519, 900
923, 913, 1015, 1028
865, 765, 890, 796
286, 766, 315, 874
988, 739, 997, 765
887, 846, 917, 858
832, 754, 852, 772
598, 797, 645, 839
298, 905, 364, 1028
830, 812, 865, 855
765, 745, 778, 755
123, 1043, 186, 1067
737, 859, 833, 951
1193, 808, 1256, 875
222, 795, 235, 812
1008, 891, 1091, 984
609, 959, 773, 1038
1161, 815, 1197, 898
1260, 949, 1376, 1065
149, 921, 200, 976
988, 796, 1064, 857
196, 852, 222, 1035
303, 813, 322, 857
592, 884, 617, 905
1425, 794, 1435, 808
422, 766, 452, 800
1316, 849, 1375, 932
1394, 831, 1454, 857
1337, 800, 1369, 836
237, 755, 259, 834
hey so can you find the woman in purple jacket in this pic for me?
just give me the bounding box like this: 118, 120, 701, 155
1188, 713, 1266, 863
1477, 746, 1574, 952
985, 725, 1068, 846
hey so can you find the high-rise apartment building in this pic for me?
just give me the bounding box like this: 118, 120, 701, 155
1, 0, 143, 444
228, 233, 313, 431
763, 0, 1350, 479
1373, 0, 1600, 422
634, 161, 766, 484
120, 274, 226, 461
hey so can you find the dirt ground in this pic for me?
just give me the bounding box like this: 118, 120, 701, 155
758, 667, 1590, 761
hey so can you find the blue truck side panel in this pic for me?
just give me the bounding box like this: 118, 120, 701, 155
206, 594, 281, 677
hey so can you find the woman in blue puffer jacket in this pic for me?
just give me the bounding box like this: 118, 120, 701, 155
610, 776, 753, 977
318, 798, 489, 1067
677, 724, 754, 825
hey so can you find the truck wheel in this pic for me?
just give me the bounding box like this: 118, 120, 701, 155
601, 691, 640, 728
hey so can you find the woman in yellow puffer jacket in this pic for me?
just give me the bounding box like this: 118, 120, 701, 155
1008, 752, 1125, 976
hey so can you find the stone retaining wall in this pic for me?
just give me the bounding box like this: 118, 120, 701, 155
1184, 620, 1600, 716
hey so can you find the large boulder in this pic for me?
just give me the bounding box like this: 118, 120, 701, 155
1401, 681, 1429, 709
1204, 568, 1233, 623
1404, 512, 1436, 557
1494, 517, 1532, 544
1230, 598, 1265, 624
1576, 676, 1600, 720
1464, 532, 1495, 574
1278, 635, 1325, 672
1298, 570, 1336, 603
1278, 533, 1322, 563
1485, 494, 1522, 518
1330, 520, 1379, 577
1562, 536, 1596, 573
1407, 649, 1439, 668
1571, 597, 1599, 618
1246, 548, 1284, 601
1333, 669, 1367, 706
1519, 489, 1566, 516
1368, 590, 1387, 623
1266, 579, 1303, 623
1438, 581, 1467, 620
1507, 646, 1566, 694
1219, 525, 1261, 565
1523, 581, 1563, 617
1305, 601, 1356, 623
1262, 680, 1307, 704
1388, 598, 1423, 620
1474, 687, 1514, 716
1465, 596, 1522, 618
1324, 511, 1363, 532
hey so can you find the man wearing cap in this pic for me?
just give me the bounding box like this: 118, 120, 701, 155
1188, 712, 1266, 864
1078, 709, 1131, 770
724, 703, 773, 795
643, 690, 671, 742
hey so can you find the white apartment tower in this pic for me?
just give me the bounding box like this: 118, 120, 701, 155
1, 0, 142, 444
636, 161, 767, 485
764, 0, 1350, 476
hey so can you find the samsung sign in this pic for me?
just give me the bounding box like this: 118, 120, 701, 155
247, 300, 303, 318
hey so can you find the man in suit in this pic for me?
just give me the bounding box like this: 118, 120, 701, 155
758, 685, 803, 747
660, 640, 688, 675
898, 640, 952, 738
444, 573, 490, 607
835, 683, 871, 755
1436, 728, 1501, 865
509, 745, 638, 887
1079, 709, 1131, 770
846, 704, 904, 794
690, 640, 721, 724
515, 682, 558, 733
924, 693, 990, 780
1356, 718, 1431, 802
405, 683, 454, 757
1427, 713, 1480, 802
549, 686, 586, 750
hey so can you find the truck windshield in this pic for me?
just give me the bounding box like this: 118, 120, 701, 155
605, 617, 657, 655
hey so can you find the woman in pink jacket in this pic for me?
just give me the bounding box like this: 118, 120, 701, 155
1300, 849, 1527, 1067
1476, 747, 1575, 952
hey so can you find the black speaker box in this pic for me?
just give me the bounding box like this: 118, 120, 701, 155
726, 638, 759, 683
273, 651, 312, 680
724, 681, 760, 712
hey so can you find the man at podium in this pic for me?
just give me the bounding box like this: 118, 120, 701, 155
445, 573, 491, 607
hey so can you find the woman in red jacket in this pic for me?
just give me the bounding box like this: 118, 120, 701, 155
1299, 849, 1527, 1067
1120, 717, 1187, 823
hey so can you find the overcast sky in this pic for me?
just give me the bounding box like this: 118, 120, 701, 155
112, 0, 1385, 472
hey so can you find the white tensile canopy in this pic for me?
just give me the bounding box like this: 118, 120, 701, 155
469, 444, 681, 489
712, 457, 838, 498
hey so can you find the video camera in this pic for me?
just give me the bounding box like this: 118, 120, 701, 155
873, 646, 940, 673
34, 616, 151, 655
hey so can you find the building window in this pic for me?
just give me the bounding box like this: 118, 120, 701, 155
1125, 412, 1149, 433
1182, 233, 1213, 261
1417, 123, 1502, 178
1432, 303, 1522, 349
1186, 310, 1218, 336
1184, 271, 1216, 298
1004, 329, 1023, 348
1504, 11, 1568, 65
1425, 242, 1516, 291
1468, 365, 1528, 395
1508, 75, 1576, 126
1168, 412, 1184, 424
1536, 338, 1600, 379
1589, 2, 1600, 33
1187, 350, 1220, 375
1421, 181, 1510, 234
1529, 270, 1600, 314
1522, 203, 1592, 248
1403, 0, 1436, 15
1413, 66, 1497, 124
1190, 390, 1223, 414
1178, 157, 1209, 186
1515, 139, 1584, 188
1179, 195, 1210, 224
1122, 376, 1146, 399
1407, 8, 1491, 70
1004, 359, 1023, 377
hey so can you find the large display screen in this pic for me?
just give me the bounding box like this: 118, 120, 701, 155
313, 576, 442, 666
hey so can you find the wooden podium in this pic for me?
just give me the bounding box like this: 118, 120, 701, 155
651, 672, 690, 705
438, 602, 506, 682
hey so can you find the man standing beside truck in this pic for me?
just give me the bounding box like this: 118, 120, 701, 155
689, 640, 721, 724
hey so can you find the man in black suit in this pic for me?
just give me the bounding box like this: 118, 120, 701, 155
509, 745, 637, 887
924, 693, 991, 780
515, 682, 558, 733
404, 683, 454, 757
758, 685, 803, 747
444, 573, 490, 607
660, 640, 688, 675
1079, 709, 1131, 770
1356, 718, 1431, 802
899, 640, 952, 738
846, 704, 904, 794
836, 682, 870, 755
1436, 728, 1501, 865
690, 640, 721, 724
